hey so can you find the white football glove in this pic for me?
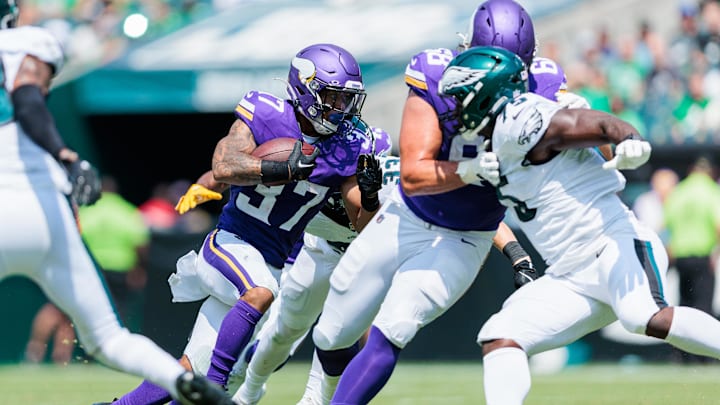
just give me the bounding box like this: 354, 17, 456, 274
456, 150, 500, 186
555, 91, 591, 109
602, 137, 652, 170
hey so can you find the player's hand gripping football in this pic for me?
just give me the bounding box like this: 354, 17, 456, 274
288, 140, 320, 181
356, 153, 382, 211
512, 258, 537, 289
64, 159, 102, 206
602, 135, 651, 171
175, 184, 223, 214
455, 140, 500, 186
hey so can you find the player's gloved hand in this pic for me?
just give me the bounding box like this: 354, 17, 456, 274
555, 90, 590, 109
602, 135, 651, 171
356, 153, 382, 211
64, 159, 101, 206
288, 140, 320, 181
175, 184, 223, 214
456, 141, 499, 186
512, 258, 537, 289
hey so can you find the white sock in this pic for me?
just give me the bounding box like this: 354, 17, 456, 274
92, 328, 186, 399
235, 366, 269, 403
665, 306, 720, 359
297, 352, 324, 404
320, 373, 341, 405
483, 347, 530, 405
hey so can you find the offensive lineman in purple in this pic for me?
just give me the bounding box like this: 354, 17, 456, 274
310, 2, 545, 404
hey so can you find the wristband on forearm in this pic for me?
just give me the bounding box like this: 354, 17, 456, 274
360, 192, 379, 211
260, 160, 290, 183
503, 241, 529, 265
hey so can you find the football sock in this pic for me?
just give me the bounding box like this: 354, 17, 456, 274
114, 380, 171, 405
665, 306, 720, 359
331, 326, 401, 405
315, 341, 360, 377
206, 299, 262, 387
301, 351, 324, 400
483, 347, 530, 405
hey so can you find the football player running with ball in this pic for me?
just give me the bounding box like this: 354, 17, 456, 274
440, 45, 720, 405
0, 2, 233, 404
232, 130, 396, 405
106, 43, 383, 405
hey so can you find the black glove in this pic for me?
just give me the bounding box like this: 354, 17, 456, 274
512, 258, 537, 289
64, 159, 101, 206
288, 140, 320, 181
356, 153, 382, 211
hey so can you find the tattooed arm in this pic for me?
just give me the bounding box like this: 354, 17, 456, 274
211, 119, 262, 186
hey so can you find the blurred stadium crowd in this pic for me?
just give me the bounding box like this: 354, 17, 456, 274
18, 0, 720, 147
539, 0, 720, 146
16, 0, 248, 67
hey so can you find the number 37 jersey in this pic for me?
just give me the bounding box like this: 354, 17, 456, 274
492, 93, 629, 272
217, 90, 369, 268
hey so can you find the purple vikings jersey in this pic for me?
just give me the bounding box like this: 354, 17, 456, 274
216, 90, 366, 268
402, 48, 505, 231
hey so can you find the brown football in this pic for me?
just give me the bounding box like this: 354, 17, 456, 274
252, 137, 315, 161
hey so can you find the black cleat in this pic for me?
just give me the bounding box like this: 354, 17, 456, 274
91, 399, 117, 405
175, 371, 236, 405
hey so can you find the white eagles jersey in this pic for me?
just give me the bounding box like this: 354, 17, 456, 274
492, 93, 630, 275
304, 155, 401, 243
0, 26, 68, 192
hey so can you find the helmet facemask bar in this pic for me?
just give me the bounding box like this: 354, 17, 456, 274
316, 85, 366, 129
1, 0, 18, 29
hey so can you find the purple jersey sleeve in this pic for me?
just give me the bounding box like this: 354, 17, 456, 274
399, 48, 505, 231
217, 91, 365, 267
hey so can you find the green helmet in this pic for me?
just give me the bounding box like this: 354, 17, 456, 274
439, 46, 528, 140
0, 0, 18, 29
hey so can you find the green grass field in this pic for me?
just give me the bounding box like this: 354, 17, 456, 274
2, 361, 719, 405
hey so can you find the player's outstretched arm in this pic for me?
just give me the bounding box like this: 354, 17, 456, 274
527, 108, 650, 170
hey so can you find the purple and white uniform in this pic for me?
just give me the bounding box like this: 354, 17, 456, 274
312, 49, 574, 354
170, 90, 367, 375
312, 47, 501, 357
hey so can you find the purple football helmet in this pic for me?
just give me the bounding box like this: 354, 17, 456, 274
464, 0, 536, 66
287, 43, 366, 136
528, 57, 567, 101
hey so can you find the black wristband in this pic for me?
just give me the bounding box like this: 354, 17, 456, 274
260, 160, 289, 183
360, 193, 379, 211
503, 241, 528, 265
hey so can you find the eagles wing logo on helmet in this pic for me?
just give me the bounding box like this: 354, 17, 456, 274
439, 66, 488, 100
